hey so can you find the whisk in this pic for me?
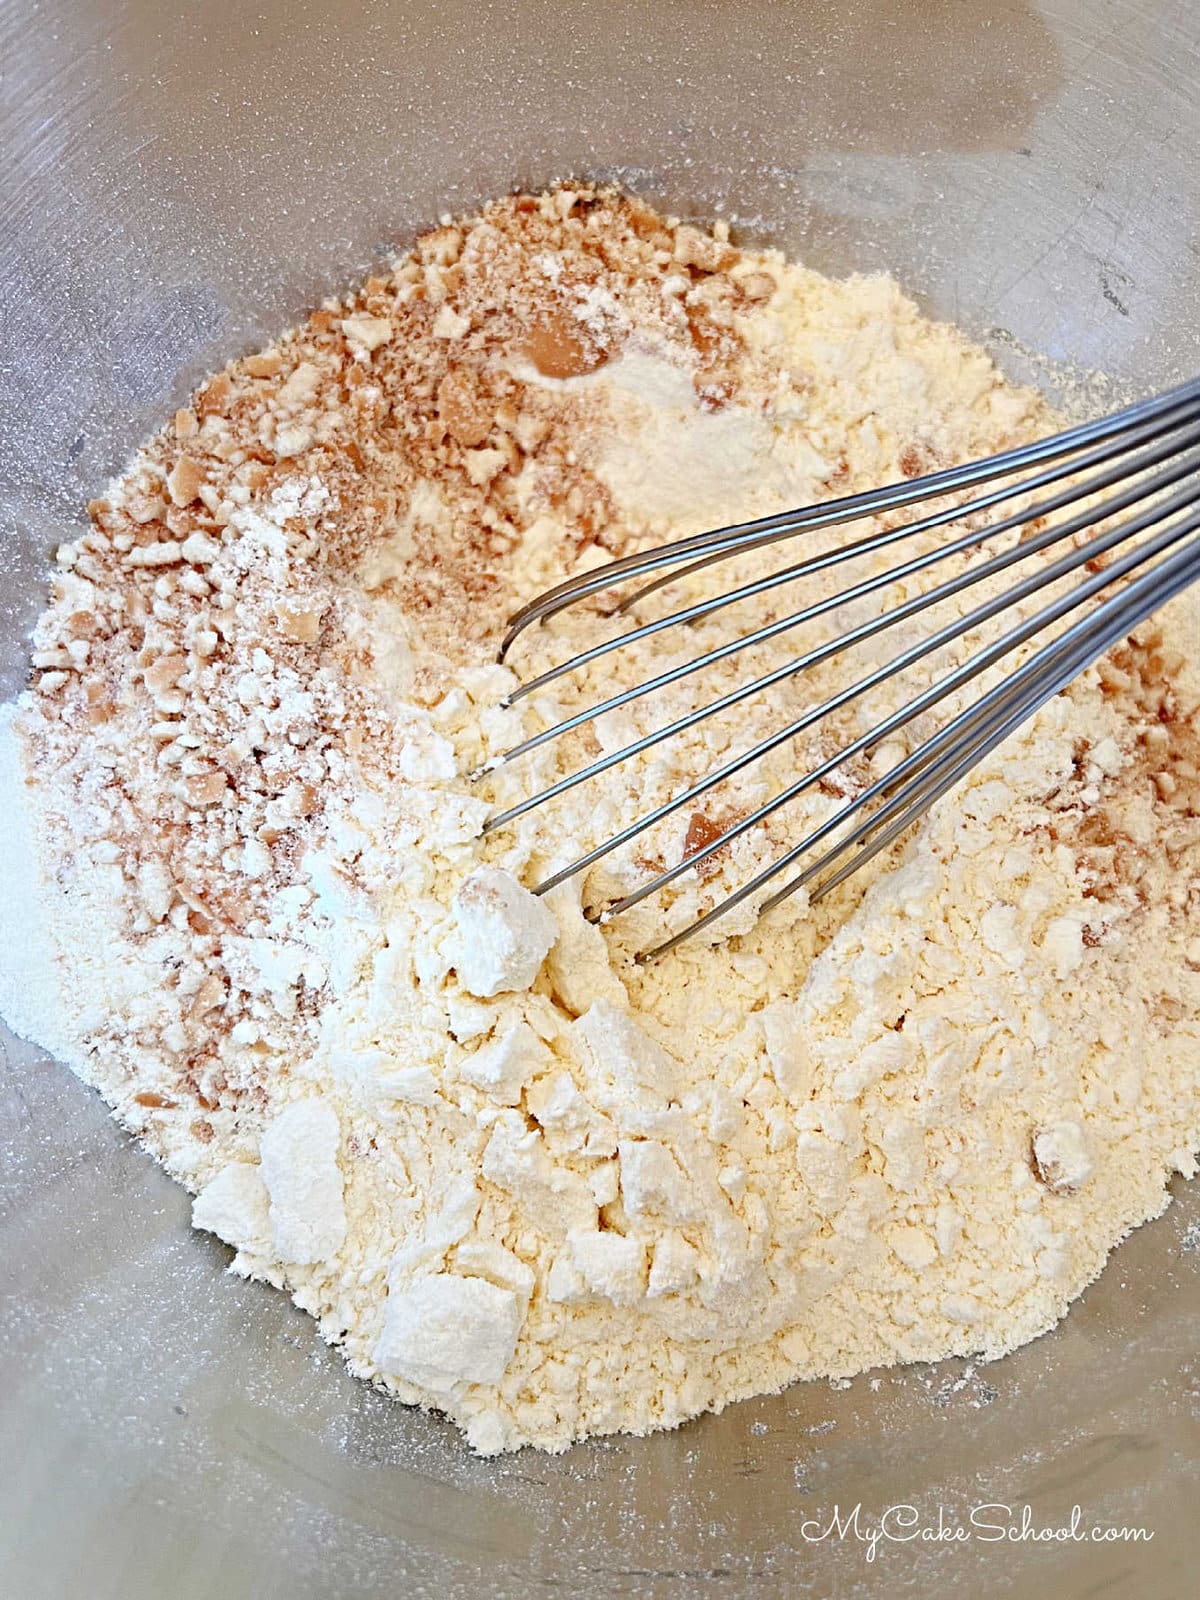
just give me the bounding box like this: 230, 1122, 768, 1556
475, 377, 1200, 959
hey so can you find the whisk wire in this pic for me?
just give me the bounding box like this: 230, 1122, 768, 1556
591, 495, 1200, 939
497, 376, 1200, 654
640, 515, 1200, 959
769, 527, 1200, 910
536, 482, 1194, 907
486, 444, 1200, 837
503, 409, 1200, 703
482, 381, 1200, 956
610, 400, 1200, 619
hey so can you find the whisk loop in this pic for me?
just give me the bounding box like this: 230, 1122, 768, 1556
477, 378, 1200, 957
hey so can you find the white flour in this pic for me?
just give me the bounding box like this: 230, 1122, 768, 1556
1, 188, 1197, 1454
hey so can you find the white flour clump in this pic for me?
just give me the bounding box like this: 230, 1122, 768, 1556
1, 187, 1198, 1455
451, 868, 559, 997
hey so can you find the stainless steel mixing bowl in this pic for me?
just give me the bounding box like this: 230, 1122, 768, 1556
2, 2, 1198, 1595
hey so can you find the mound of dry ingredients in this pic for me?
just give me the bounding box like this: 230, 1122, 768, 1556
2, 186, 1199, 1454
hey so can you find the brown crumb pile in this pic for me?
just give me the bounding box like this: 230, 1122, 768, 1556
12, 189, 800, 1160
5, 185, 1200, 1458
18, 187, 1200, 1166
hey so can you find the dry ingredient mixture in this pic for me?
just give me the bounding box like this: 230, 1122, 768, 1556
1, 187, 1198, 1455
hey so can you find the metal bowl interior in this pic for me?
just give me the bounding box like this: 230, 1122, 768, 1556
1, 2, 1198, 1596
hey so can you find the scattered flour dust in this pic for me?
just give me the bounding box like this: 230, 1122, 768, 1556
1, 187, 1198, 1456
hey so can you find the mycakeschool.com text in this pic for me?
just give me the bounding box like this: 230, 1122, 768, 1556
798, 1503, 1154, 1562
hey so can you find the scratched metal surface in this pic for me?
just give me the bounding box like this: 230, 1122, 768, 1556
1, 1, 1198, 1596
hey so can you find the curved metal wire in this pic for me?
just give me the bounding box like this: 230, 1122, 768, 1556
637, 517, 1200, 959
527, 475, 1200, 900
501, 402, 1200, 702
496, 376, 1200, 657
479, 382, 1200, 957
480, 435, 1200, 818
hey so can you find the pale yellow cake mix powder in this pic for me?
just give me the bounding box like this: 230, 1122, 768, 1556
1, 187, 1197, 1454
